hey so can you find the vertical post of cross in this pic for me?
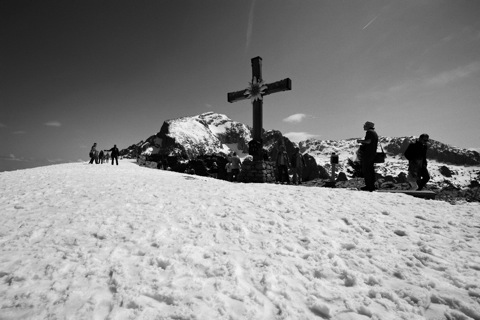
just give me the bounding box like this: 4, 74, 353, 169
251, 57, 263, 160
251, 57, 263, 144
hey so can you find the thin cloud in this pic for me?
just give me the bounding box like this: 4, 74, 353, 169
284, 132, 320, 143
283, 113, 309, 123
424, 61, 480, 87
359, 61, 480, 101
12, 130, 27, 135
362, 16, 378, 30
44, 121, 62, 127
47, 158, 64, 163
245, 0, 256, 52
1, 154, 26, 162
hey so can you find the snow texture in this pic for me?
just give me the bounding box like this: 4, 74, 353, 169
1, 160, 479, 320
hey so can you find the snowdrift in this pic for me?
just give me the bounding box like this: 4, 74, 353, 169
0, 160, 479, 319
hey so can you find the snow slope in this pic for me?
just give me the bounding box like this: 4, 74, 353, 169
1, 161, 479, 319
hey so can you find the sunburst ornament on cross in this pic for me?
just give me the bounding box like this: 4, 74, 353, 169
245, 77, 268, 102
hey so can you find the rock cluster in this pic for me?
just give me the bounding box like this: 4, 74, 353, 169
238, 160, 276, 183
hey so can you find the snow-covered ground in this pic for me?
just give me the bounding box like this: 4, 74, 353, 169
1, 160, 479, 320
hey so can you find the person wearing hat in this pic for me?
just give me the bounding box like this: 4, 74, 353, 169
404, 134, 430, 190
357, 121, 378, 191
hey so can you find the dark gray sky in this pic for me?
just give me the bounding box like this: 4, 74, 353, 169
1, 0, 480, 171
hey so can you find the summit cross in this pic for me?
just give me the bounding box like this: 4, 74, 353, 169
228, 56, 291, 160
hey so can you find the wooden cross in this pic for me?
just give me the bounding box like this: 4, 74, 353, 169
228, 56, 291, 160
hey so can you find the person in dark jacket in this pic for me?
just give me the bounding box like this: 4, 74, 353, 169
404, 134, 430, 190
357, 121, 378, 191
89, 143, 98, 164
276, 145, 290, 184
105, 145, 120, 165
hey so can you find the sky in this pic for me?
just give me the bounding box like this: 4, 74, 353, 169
1, 160, 479, 319
1, 0, 480, 171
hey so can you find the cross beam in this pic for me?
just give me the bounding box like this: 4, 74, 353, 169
227, 78, 292, 103
227, 57, 291, 160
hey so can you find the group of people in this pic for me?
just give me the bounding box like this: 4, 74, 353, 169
275, 146, 305, 185
357, 121, 430, 192
89, 143, 120, 165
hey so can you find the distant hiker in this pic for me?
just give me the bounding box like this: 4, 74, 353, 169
89, 143, 98, 164
225, 161, 233, 181
99, 150, 105, 164
404, 134, 430, 190
357, 121, 378, 192
276, 145, 290, 184
105, 152, 110, 163
209, 162, 218, 179
291, 147, 304, 185
105, 145, 120, 165
230, 152, 241, 182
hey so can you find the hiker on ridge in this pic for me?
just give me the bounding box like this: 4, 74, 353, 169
404, 134, 430, 191
357, 121, 378, 192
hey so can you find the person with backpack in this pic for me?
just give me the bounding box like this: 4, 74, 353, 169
105, 145, 120, 165
404, 134, 430, 190
291, 147, 304, 185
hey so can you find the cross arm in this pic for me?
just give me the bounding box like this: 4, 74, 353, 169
227, 89, 249, 103
263, 78, 292, 97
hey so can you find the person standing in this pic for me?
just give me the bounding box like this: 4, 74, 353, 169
291, 147, 304, 185
404, 134, 430, 190
99, 150, 105, 164
105, 145, 120, 165
357, 121, 378, 191
225, 160, 233, 182
276, 145, 290, 184
230, 152, 241, 181
89, 143, 98, 164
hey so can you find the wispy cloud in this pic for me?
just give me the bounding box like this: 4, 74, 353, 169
1, 154, 27, 162
424, 61, 480, 87
12, 130, 27, 135
245, 0, 256, 52
362, 16, 378, 30
44, 121, 62, 127
283, 113, 314, 123
284, 132, 320, 143
47, 158, 64, 163
359, 61, 480, 101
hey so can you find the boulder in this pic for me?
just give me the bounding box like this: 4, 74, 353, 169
336, 172, 348, 182
439, 165, 453, 177
301, 154, 321, 181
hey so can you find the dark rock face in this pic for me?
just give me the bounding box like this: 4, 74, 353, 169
336, 172, 348, 182
396, 172, 408, 183
439, 166, 453, 177
301, 154, 321, 181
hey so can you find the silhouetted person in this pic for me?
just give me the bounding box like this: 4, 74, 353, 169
99, 150, 105, 164
229, 152, 241, 181
276, 145, 290, 184
105, 145, 120, 165
89, 143, 98, 164
357, 121, 378, 192
404, 134, 430, 190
